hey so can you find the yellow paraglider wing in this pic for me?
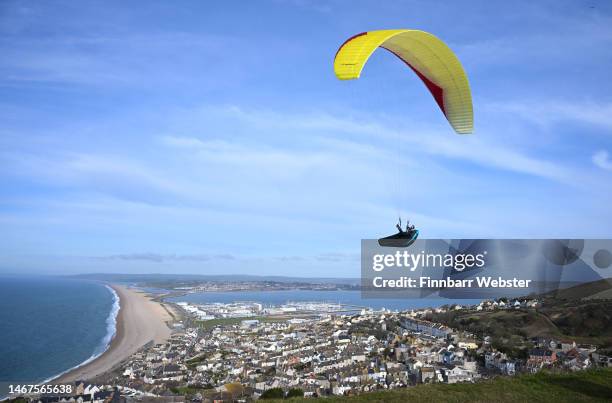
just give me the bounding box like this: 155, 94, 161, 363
334, 29, 473, 134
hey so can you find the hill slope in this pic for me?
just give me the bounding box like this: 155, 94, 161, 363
283, 369, 612, 403
543, 278, 612, 300
425, 279, 612, 349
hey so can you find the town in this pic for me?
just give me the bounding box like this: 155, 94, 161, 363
31, 296, 612, 402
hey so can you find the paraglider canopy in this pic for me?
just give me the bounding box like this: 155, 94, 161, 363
334, 29, 473, 134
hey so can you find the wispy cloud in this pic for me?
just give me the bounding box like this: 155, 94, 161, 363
94, 253, 231, 262
488, 100, 612, 131
315, 252, 360, 262
455, 3, 612, 70
593, 150, 612, 171
177, 105, 581, 185
0, 30, 267, 89
2, 0, 612, 274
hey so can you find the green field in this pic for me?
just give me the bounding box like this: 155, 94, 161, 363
280, 368, 612, 402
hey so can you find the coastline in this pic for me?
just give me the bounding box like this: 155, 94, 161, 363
53, 284, 172, 383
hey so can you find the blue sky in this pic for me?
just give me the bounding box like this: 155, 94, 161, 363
1, 0, 612, 276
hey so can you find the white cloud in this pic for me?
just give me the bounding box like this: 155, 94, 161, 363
2, 103, 610, 266
456, 8, 612, 69
593, 150, 612, 171
159, 135, 208, 149
1, 135, 394, 228
488, 100, 612, 131
0, 31, 260, 88
188, 105, 581, 185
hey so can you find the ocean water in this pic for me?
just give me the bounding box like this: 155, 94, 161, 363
0, 276, 118, 384
168, 289, 481, 311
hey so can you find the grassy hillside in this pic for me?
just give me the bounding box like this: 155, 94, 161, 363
425, 279, 612, 350
282, 368, 612, 403
544, 278, 612, 300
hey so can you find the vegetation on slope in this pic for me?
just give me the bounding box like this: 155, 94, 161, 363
425, 279, 612, 350
284, 368, 612, 403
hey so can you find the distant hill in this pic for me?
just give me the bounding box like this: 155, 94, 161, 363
66, 272, 360, 285
279, 368, 612, 403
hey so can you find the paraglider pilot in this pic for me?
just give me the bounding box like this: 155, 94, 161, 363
379, 217, 419, 247
395, 218, 416, 234
396, 219, 403, 233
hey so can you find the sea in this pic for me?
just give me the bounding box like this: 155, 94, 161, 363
0, 276, 119, 388
167, 289, 481, 312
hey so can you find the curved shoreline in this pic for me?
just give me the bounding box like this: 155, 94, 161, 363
53, 284, 171, 383
43, 286, 120, 383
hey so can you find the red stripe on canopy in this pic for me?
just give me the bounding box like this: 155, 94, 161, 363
381, 46, 446, 115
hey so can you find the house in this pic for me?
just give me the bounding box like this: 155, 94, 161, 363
498, 359, 516, 375
561, 341, 577, 352
527, 348, 557, 373
332, 385, 352, 395
83, 384, 100, 397
442, 350, 455, 365
443, 365, 472, 383
563, 349, 591, 371
485, 351, 516, 374
462, 360, 478, 373
162, 363, 182, 375
485, 351, 500, 369
529, 349, 557, 364
592, 352, 612, 367
420, 366, 436, 383
458, 341, 478, 350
